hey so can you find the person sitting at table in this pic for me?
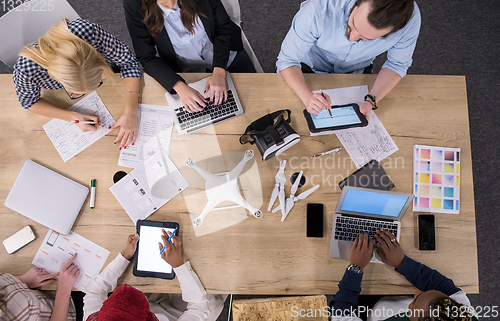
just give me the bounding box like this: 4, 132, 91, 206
83, 231, 225, 321
13, 19, 141, 150
276, 0, 421, 120
123, 0, 255, 113
0, 253, 81, 321
330, 230, 477, 321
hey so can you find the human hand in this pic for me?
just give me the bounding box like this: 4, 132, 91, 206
359, 101, 372, 121
375, 229, 405, 268
204, 67, 227, 106
16, 267, 58, 288
57, 253, 80, 294
109, 110, 138, 150
174, 81, 206, 113
349, 233, 375, 271
305, 92, 331, 114
158, 229, 184, 268
121, 233, 139, 261
71, 111, 99, 132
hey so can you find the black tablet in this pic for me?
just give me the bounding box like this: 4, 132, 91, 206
303, 103, 368, 133
133, 220, 179, 279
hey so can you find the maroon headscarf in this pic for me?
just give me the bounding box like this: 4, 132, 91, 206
87, 284, 159, 321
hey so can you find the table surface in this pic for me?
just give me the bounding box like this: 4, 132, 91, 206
0, 73, 478, 295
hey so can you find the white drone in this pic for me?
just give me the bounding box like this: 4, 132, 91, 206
186, 150, 263, 227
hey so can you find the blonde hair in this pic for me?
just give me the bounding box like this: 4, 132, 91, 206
19, 19, 115, 93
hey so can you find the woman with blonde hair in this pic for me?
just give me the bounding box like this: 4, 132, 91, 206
13, 19, 142, 149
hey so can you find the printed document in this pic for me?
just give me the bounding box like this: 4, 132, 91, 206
118, 104, 174, 168
110, 152, 189, 223
32, 229, 110, 293
42, 92, 115, 162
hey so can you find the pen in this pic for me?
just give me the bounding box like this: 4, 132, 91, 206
320, 90, 333, 118
90, 179, 96, 209
159, 227, 178, 255
311, 147, 341, 158
71, 120, 97, 124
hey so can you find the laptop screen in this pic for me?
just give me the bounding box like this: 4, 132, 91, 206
340, 188, 410, 218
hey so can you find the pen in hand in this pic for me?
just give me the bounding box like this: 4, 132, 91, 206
320, 90, 333, 118
71, 120, 97, 125
159, 227, 177, 255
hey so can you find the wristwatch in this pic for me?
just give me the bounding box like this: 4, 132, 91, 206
364, 94, 378, 110
347, 264, 363, 274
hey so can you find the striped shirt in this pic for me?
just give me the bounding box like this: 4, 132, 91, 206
13, 19, 141, 109
0, 273, 76, 321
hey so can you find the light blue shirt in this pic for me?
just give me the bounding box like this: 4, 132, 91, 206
158, 3, 236, 72
276, 0, 421, 77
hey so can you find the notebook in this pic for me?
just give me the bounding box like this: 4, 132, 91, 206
329, 186, 414, 263
4, 160, 88, 235
165, 72, 244, 135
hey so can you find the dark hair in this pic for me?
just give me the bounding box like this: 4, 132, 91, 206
419, 297, 474, 321
354, 0, 414, 35
141, 0, 205, 36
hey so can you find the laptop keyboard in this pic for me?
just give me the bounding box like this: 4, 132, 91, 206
334, 216, 398, 244
175, 89, 238, 132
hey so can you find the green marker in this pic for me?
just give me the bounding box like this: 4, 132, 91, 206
90, 179, 96, 209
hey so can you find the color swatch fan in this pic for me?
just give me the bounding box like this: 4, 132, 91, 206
413, 145, 460, 214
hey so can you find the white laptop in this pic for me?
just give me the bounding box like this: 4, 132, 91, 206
165, 72, 244, 135
329, 186, 414, 263
4, 160, 88, 235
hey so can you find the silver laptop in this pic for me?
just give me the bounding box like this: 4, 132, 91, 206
4, 160, 89, 235
165, 72, 244, 135
329, 186, 414, 263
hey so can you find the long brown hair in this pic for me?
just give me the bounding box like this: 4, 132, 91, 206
142, 0, 206, 36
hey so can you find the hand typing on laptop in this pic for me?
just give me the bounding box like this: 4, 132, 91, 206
349, 233, 374, 272
173, 81, 207, 113
374, 229, 405, 268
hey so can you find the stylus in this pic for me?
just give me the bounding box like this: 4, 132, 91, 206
320, 91, 333, 118
159, 227, 177, 255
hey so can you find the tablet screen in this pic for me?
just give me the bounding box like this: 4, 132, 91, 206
311, 106, 361, 129
137, 225, 175, 274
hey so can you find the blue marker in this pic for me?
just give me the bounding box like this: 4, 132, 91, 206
159, 228, 177, 255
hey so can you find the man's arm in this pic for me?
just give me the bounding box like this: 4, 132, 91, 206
396, 256, 460, 296
276, 0, 331, 113
332, 234, 374, 319
359, 68, 402, 119
375, 230, 460, 296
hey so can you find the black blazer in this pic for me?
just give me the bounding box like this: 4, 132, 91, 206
123, 0, 243, 93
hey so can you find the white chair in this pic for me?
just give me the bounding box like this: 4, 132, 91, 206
0, 0, 80, 68
220, 0, 264, 73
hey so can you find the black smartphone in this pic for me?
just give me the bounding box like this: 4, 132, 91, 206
307, 203, 324, 238
418, 214, 436, 250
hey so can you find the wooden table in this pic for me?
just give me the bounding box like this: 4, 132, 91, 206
0, 73, 478, 295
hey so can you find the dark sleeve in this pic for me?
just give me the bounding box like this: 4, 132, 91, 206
208, 0, 232, 69
332, 269, 363, 314
122, 0, 184, 93
396, 256, 461, 296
